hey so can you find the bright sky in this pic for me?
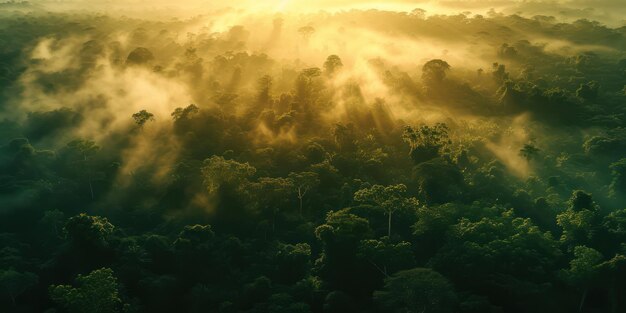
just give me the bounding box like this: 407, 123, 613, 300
30, 0, 626, 26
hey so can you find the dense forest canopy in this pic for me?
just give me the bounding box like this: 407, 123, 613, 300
0, 0, 625, 312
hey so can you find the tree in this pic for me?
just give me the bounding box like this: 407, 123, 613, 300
576, 81, 599, 100
64, 139, 100, 199
421, 59, 450, 86
332, 123, 357, 152
126, 47, 154, 65
609, 158, 626, 199
254, 177, 294, 234
410, 8, 426, 18
201, 156, 258, 229
569, 190, 598, 212
603, 208, 626, 241
429, 209, 561, 306
597, 254, 626, 313
323, 291, 355, 313
373, 268, 457, 313
557, 209, 598, 249
498, 43, 518, 59
315, 211, 373, 293
412, 203, 465, 260
171, 104, 199, 121
64, 213, 115, 248
357, 239, 415, 278
298, 26, 315, 40
172, 224, 221, 285
557, 191, 600, 249
288, 172, 319, 216
411, 159, 464, 204
273, 243, 311, 284
132, 109, 155, 128
201, 156, 256, 194
492, 62, 509, 83
241, 276, 272, 308
519, 143, 540, 161
173, 224, 215, 250
560, 246, 604, 312
40, 209, 65, 240
402, 123, 450, 164
354, 184, 418, 237
0, 269, 37, 307
49, 268, 122, 313
294, 67, 321, 104
323, 55, 343, 76
256, 75, 273, 105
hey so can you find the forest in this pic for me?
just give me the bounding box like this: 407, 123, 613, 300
0, 0, 626, 312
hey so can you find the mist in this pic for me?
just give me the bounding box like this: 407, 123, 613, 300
1, 1, 626, 312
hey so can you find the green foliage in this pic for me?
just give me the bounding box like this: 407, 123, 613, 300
568, 190, 597, 212
557, 191, 600, 248
2, 7, 626, 313
557, 209, 597, 247
560, 246, 603, 289
354, 184, 418, 237
201, 156, 256, 193
314, 211, 373, 293
413, 204, 458, 236
431, 209, 561, 285
49, 268, 122, 313
603, 208, 626, 238
609, 158, 626, 199
288, 172, 320, 215
576, 81, 599, 100
315, 210, 372, 244
353, 184, 411, 210
64, 213, 114, 247
357, 239, 415, 276
273, 243, 312, 284
411, 159, 464, 204
402, 123, 450, 164
65, 139, 99, 158
373, 268, 457, 313
174, 224, 215, 249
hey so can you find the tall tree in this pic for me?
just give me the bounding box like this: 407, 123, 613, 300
354, 184, 418, 237
421, 59, 450, 87
323, 55, 343, 76
288, 172, 319, 216
298, 26, 315, 40
64, 139, 100, 199
560, 246, 604, 312
132, 109, 155, 128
